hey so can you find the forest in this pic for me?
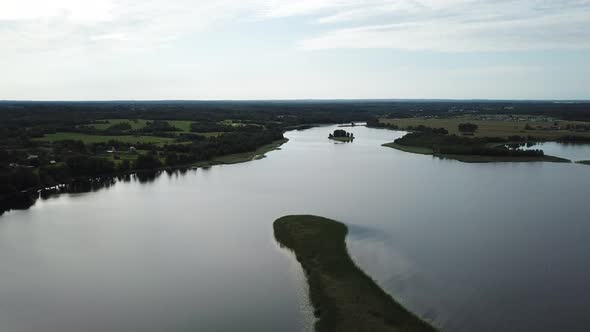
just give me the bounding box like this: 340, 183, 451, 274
2, 100, 590, 206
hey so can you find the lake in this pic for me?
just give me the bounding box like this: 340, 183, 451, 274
1, 125, 589, 332
518, 141, 590, 161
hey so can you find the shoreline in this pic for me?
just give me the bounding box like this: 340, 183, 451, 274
0, 138, 289, 212
382, 142, 571, 163
274, 215, 437, 332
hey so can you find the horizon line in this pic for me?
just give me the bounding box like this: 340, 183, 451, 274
2, 98, 590, 103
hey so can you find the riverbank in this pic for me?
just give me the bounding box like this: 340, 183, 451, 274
382, 142, 433, 155
382, 142, 571, 163
0, 138, 288, 215
193, 138, 288, 166
274, 215, 437, 332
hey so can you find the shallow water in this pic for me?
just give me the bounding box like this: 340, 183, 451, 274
1, 125, 589, 332
519, 141, 590, 161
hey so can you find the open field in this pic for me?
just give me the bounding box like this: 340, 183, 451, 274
166, 120, 194, 132
273, 215, 437, 332
35, 132, 175, 145
380, 117, 590, 139
91, 119, 194, 133
91, 119, 150, 130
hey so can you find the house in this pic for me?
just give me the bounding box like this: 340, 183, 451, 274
106, 147, 116, 153
129, 146, 137, 153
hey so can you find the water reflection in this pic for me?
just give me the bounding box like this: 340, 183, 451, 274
0, 169, 203, 216
0, 125, 589, 332
508, 141, 590, 161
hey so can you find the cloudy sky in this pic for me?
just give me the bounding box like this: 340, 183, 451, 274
1, 0, 589, 100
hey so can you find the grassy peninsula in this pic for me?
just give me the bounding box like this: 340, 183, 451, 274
383, 131, 571, 163
274, 215, 437, 332
382, 142, 434, 155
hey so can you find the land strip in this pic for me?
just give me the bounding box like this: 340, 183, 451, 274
274, 215, 437, 332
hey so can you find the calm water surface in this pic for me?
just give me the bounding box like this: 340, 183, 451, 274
520, 141, 590, 161
1, 125, 589, 332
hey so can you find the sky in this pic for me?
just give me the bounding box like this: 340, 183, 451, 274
1, 0, 589, 100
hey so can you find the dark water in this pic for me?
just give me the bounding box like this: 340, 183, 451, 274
1, 125, 589, 332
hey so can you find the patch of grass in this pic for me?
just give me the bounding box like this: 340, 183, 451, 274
381, 117, 590, 140
165, 120, 194, 133
193, 138, 288, 167
274, 215, 437, 332
35, 132, 175, 145
92, 119, 195, 133
576, 160, 590, 165
382, 142, 433, 155
91, 119, 149, 130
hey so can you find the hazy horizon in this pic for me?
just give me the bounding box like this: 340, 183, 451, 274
2, 98, 590, 103
2, 0, 589, 100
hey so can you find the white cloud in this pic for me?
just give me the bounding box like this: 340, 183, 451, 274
300, 11, 590, 52
0, 0, 115, 21
300, 0, 590, 52
1, 0, 589, 53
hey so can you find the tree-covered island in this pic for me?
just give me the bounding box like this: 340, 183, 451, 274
329, 129, 355, 142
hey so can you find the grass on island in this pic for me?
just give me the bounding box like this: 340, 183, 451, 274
165, 120, 194, 132
274, 215, 437, 332
380, 117, 590, 140
576, 160, 590, 165
35, 132, 175, 145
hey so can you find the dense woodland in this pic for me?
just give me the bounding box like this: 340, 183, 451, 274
394, 130, 545, 157
2, 100, 590, 213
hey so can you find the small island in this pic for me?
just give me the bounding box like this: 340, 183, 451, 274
329, 129, 355, 142
577, 160, 590, 166
274, 215, 437, 332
